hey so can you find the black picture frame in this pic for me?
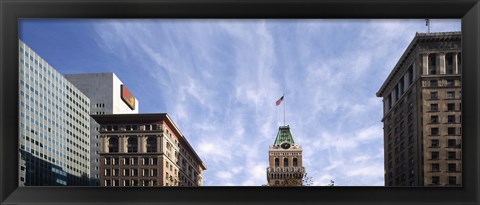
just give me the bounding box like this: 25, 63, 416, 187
1, 0, 479, 205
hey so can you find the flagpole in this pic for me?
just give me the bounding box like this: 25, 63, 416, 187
283, 93, 285, 126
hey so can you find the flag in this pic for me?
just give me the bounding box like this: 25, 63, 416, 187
276, 95, 284, 106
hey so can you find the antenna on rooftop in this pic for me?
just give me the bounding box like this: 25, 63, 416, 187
425, 19, 431, 33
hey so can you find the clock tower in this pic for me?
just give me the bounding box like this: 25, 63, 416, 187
267, 125, 305, 186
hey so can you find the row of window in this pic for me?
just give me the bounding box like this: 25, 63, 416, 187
429, 115, 460, 124
429, 151, 460, 160
104, 168, 158, 177
429, 139, 461, 148
429, 127, 461, 136
102, 124, 161, 131
104, 179, 157, 186
429, 163, 460, 172
274, 158, 299, 167
426, 52, 461, 75
430, 175, 459, 185
429, 91, 459, 100
425, 79, 458, 87
107, 136, 157, 153
104, 157, 158, 166
429, 102, 460, 112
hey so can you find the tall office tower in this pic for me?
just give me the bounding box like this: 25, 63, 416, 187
64, 73, 139, 186
18, 40, 91, 186
92, 113, 207, 187
266, 125, 305, 186
376, 32, 462, 186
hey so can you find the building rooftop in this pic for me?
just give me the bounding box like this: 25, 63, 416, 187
376, 31, 461, 97
92, 113, 207, 170
273, 125, 296, 146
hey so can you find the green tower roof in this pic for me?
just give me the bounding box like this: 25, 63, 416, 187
273, 125, 295, 145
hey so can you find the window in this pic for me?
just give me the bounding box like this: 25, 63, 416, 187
431, 127, 439, 135
293, 158, 298, 167
446, 54, 453, 74
431, 176, 440, 185
128, 137, 138, 153
447, 79, 454, 86
448, 139, 457, 147
447, 91, 455, 99
430, 116, 438, 123
274, 158, 279, 167
430, 92, 438, 99
448, 127, 456, 135
430, 104, 438, 111
447, 103, 455, 111
431, 163, 440, 172
431, 139, 439, 147
284, 158, 289, 167
105, 158, 111, 165
430, 80, 438, 87
448, 163, 457, 172
147, 137, 157, 153
108, 137, 119, 153
429, 54, 437, 70
448, 176, 457, 185
448, 115, 455, 123
105, 169, 111, 176
431, 152, 439, 159
448, 152, 456, 159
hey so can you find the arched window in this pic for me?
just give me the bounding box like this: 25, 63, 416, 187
146, 137, 157, 153
108, 137, 119, 153
284, 158, 289, 167
274, 158, 279, 167
293, 158, 298, 167
127, 137, 138, 153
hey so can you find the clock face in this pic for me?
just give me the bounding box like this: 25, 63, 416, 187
281, 142, 291, 149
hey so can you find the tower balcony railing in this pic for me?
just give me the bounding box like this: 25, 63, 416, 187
269, 145, 302, 149
266, 167, 305, 173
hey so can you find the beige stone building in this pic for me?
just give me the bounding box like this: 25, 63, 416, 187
92, 113, 206, 187
266, 125, 305, 186
377, 32, 462, 186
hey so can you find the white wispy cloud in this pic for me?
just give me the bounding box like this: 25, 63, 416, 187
88, 19, 460, 186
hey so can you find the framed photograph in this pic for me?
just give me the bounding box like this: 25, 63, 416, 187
1, 0, 479, 205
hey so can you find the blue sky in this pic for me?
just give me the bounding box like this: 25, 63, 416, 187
20, 19, 461, 186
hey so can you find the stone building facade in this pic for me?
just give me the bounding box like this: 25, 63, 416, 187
377, 32, 462, 186
93, 113, 206, 187
266, 125, 305, 186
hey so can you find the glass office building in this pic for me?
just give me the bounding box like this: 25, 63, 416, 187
18, 40, 91, 186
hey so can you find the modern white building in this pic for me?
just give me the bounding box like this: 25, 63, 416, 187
64, 73, 139, 185
18, 40, 91, 186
